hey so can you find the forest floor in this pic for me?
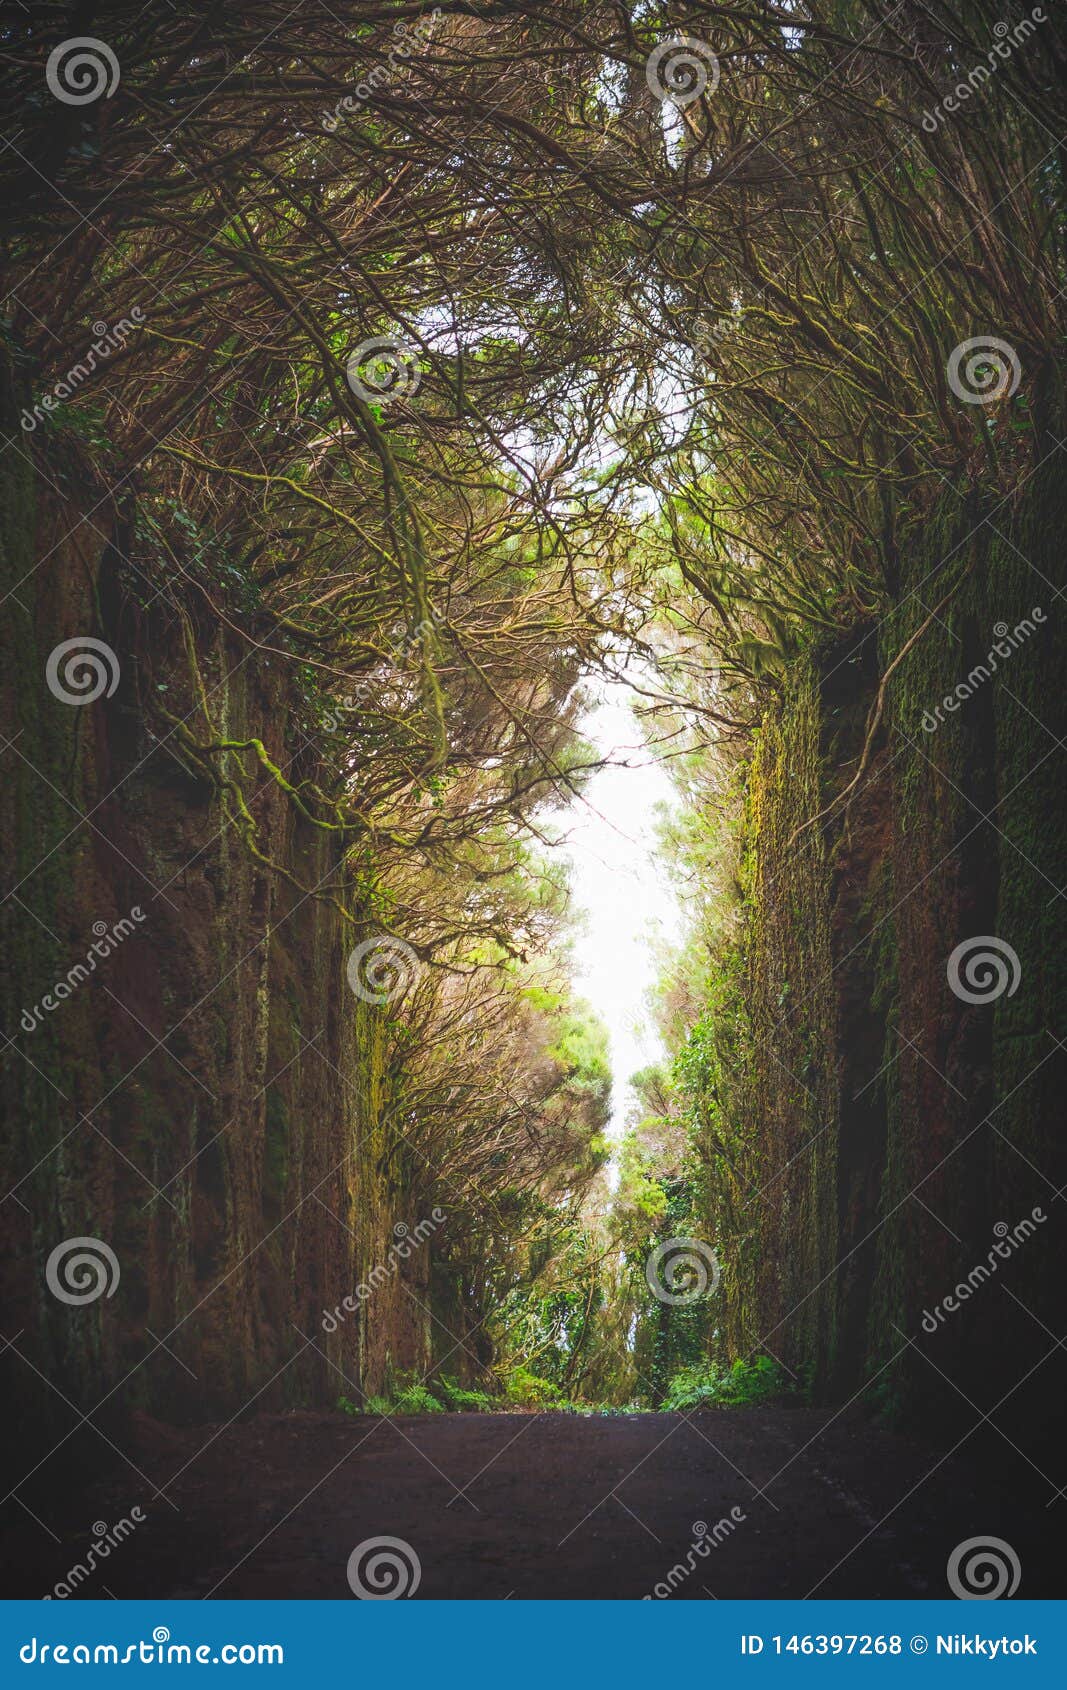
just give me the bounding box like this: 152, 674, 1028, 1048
7, 1407, 1059, 1600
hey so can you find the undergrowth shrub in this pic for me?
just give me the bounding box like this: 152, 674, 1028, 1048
504, 1368, 563, 1407
337, 1374, 497, 1417
662, 1356, 787, 1410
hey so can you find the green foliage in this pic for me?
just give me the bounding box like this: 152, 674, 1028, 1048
363, 1395, 394, 1418
504, 1367, 564, 1407
430, 1376, 495, 1412
393, 1382, 444, 1415
662, 1357, 787, 1411
337, 1394, 384, 1418
614, 1131, 670, 1222
337, 1375, 497, 1417
337, 1393, 400, 1418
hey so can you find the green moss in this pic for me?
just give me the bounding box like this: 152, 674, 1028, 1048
673, 464, 1065, 1429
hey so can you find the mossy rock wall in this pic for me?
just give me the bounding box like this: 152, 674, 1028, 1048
701, 466, 1066, 1447
0, 364, 437, 1479
868, 468, 1067, 1448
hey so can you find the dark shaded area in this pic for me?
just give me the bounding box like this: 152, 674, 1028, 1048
3, 1409, 1060, 1601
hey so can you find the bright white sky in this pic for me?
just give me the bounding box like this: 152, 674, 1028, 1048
559, 680, 683, 1157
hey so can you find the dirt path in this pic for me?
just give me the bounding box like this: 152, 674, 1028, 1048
8, 1408, 1058, 1600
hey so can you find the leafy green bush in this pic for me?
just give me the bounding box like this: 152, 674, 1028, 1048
338, 1375, 498, 1417
338, 1373, 629, 1416
393, 1382, 444, 1415
337, 1393, 394, 1417
431, 1375, 496, 1412
504, 1367, 563, 1407
662, 1356, 786, 1411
